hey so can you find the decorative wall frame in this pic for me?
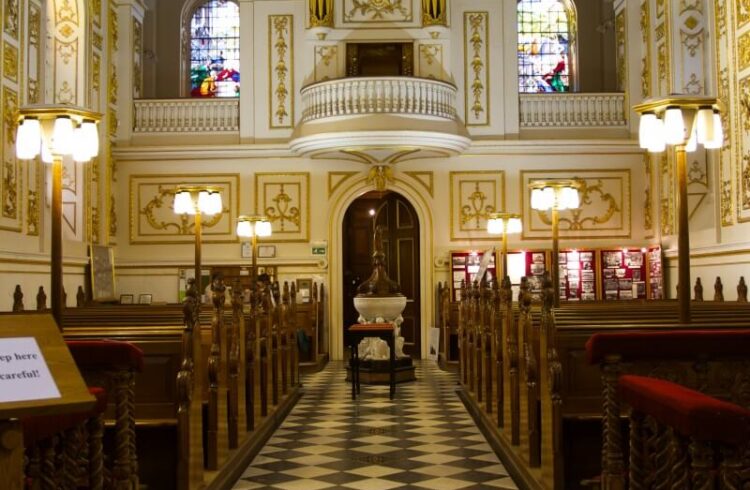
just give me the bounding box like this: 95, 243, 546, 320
521, 169, 631, 240
463, 11, 489, 126
269, 15, 294, 129
449, 171, 505, 241
129, 174, 239, 244
254, 172, 310, 242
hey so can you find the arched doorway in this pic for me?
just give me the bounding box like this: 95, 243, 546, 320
342, 191, 421, 358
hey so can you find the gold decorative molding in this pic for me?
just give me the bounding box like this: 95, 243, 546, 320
404, 171, 434, 197
521, 169, 631, 240
343, 0, 413, 24
422, 0, 446, 27
314, 44, 338, 82
659, 153, 674, 235
3, 42, 18, 83
1, 86, 20, 229
737, 0, 750, 28
328, 171, 359, 198
418, 43, 442, 80
254, 172, 310, 242
464, 12, 489, 126
449, 171, 504, 241
644, 154, 653, 232
366, 165, 394, 191
640, 0, 651, 99
269, 15, 294, 129
26, 2, 41, 104
615, 9, 627, 94
133, 18, 143, 99
4, 0, 19, 40
129, 174, 240, 244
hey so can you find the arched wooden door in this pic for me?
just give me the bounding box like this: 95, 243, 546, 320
342, 191, 421, 358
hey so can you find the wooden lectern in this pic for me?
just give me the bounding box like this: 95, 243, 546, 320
0, 314, 94, 489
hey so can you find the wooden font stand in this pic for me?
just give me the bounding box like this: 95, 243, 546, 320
0, 314, 94, 489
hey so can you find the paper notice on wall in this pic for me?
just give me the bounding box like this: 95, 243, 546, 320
0, 337, 61, 403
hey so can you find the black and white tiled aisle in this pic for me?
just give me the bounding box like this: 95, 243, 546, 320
230, 361, 520, 490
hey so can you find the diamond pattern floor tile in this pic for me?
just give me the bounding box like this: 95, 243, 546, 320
230, 361, 519, 489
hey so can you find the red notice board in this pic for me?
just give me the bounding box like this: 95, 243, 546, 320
558, 249, 599, 301
450, 249, 497, 302
646, 246, 664, 299
599, 248, 648, 300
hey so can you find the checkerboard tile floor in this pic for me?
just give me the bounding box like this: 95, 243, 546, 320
231, 361, 519, 490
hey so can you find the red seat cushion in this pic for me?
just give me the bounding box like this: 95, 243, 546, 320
618, 374, 750, 445
66, 339, 144, 372
586, 330, 750, 365
22, 387, 108, 445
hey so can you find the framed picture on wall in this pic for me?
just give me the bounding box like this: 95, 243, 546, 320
138, 294, 152, 305
119, 294, 134, 305
258, 245, 276, 258
90, 245, 116, 302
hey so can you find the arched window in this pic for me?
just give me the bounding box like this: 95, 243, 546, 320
517, 0, 576, 93
189, 0, 240, 97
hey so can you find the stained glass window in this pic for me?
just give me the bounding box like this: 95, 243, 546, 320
190, 0, 240, 97
517, 0, 573, 93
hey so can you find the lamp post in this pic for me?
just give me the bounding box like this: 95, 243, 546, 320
15, 105, 102, 327
173, 186, 223, 300
236, 215, 272, 303
486, 212, 523, 280
529, 181, 581, 308
633, 96, 723, 323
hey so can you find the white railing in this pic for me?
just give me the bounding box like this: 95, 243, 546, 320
519, 93, 627, 128
133, 98, 240, 133
300, 77, 459, 122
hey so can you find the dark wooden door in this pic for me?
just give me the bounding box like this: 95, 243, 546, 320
342, 191, 421, 358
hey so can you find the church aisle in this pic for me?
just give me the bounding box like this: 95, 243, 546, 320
230, 361, 519, 490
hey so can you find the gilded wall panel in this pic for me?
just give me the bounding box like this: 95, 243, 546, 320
25, 160, 40, 236
133, 18, 142, 99
449, 171, 505, 241
52, 0, 82, 105
254, 172, 310, 242
0, 85, 20, 230
521, 169, 631, 240
715, 0, 734, 225
464, 12, 489, 127
737, 0, 750, 28
26, 1, 41, 104
658, 153, 674, 235
269, 15, 294, 129
4, 0, 18, 40
341, 0, 417, 26
644, 154, 654, 236
129, 174, 240, 244
640, 0, 651, 98
3, 41, 17, 82
615, 9, 627, 93
314, 44, 338, 82
418, 43, 443, 80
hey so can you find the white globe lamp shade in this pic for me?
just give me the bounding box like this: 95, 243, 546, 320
647, 118, 666, 153
507, 217, 523, 234
558, 186, 580, 210
486, 217, 503, 235
207, 191, 223, 215
256, 220, 272, 237
52, 116, 74, 155
704, 111, 723, 149
15, 118, 41, 160
639, 113, 657, 149
695, 107, 714, 145
663, 107, 685, 145
236, 219, 253, 237
81, 120, 99, 158
685, 125, 698, 153
72, 126, 91, 162
173, 190, 195, 214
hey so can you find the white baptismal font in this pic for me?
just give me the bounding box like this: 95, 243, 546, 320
345, 225, 416, 384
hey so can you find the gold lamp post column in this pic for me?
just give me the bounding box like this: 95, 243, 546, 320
634, 96, 723, 323
15, 105, 102, 327
486, 212, 523, 280
236, 215, 273, 304
173, 187, 224, 299
529, 181, 581, 308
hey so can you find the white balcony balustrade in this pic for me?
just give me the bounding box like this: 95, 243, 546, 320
300, 77, 459, 121
133, 98, 239, 133
519, 92, 627, 128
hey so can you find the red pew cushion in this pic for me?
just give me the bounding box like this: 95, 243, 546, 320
22, 387, 108, 445
618, 374, 750, 445
585, 329, 750, 365
66, 339, 144, 372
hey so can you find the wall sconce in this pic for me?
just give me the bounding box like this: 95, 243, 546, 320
15, 105, 102, 326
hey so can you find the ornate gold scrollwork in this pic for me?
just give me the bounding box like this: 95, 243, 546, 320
309, 0, 333, 28
537, 179, 620, 231
460, 182, 495, 229
366, 165, 393, 192
272, 16, 290, 125
422, 0, 446, 27
265, 184, 300, 231
346, 0, 409, 21
141, 186, 224, 235
468, 13, 485, 120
